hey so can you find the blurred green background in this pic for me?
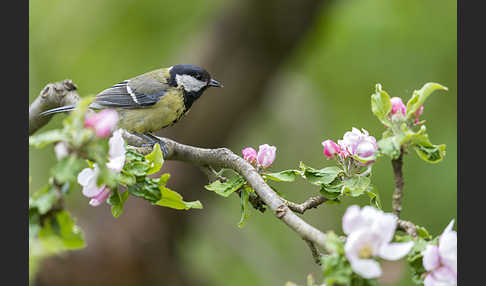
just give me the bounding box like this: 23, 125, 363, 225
29, 0, 456, 285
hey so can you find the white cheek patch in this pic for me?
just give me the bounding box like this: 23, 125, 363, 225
175, 74, 207, 92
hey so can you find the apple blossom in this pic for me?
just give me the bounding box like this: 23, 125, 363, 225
321, 139, 341, 159
342, 205, 414, 279
77, 129, 126, 206
422, 220, 457, 286
390, 97, 407, 118
256, 144, 277, 169
338, 128, 378, 164
242, 147, 258, 164
84, 109, 119, 138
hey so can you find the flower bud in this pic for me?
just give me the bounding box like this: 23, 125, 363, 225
54, 142, 69, 160
242, 147, 257, 164
390, 97, 406, 118
84, 109, 119, 138
414, 105, 424, 123
256, 144, 276, 169
89, 186, 112, 207
321, 139, 341, 159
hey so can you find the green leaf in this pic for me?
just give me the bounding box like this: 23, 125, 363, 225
406, 82, 448, 118
300, 162, 342, 186
29, 130, 68, 148
237, 188, 250, 228
29, 185, 59, 215
37, 211, 85, 253
321, 254, 353, 286
343, 175, 371, 197
377, 136, 401, 159
107, 189, 130, 218
127, 177, 162, 202
156, 186, 203, 210
414, 142, 446, 164
324, 231, 345, 255
204, 175, 246, 197
263, 170, 298, 182
144, 143, 164, 175
51, 155, 86, 185
416, 225, 432, 240
365, 189, 382, 209
371, 83, 392, 126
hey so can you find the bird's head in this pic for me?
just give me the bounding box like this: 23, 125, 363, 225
168, 64, 222, 95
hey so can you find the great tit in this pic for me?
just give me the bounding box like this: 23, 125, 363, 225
40, 64, 222, 154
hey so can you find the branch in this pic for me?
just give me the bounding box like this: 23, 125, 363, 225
125, 132, 328, 250
397, 219, 418, 238
282, 195, 328, 214
391, 149, 404, 218
29, 80, 81, 135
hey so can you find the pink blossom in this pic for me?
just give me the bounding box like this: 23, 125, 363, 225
422, 220, 457, 286
414, 105, 424, 123
242, 147, 258, 164
338, 128, 378, 164
256, 144, 276, 169
342, 205, 414, 279
76, 130, 126, 206
321, 140, 341, 159
390, 97, 407, 118
84, 109, 119, 138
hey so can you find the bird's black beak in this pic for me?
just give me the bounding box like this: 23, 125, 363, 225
208, 79, 223, 88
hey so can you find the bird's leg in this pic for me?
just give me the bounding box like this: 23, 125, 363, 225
135, 132, 169, 158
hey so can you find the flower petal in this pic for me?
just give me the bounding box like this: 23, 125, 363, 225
438, 231, 457, 273
342, 205, 366, 235
77, 168, 94, 187
422, 244, 440, 271
350, 258, 382, 279
378, 241, 414, 260
89, 187, 111, 206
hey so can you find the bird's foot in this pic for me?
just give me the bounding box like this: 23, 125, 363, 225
135, 133, 169, 158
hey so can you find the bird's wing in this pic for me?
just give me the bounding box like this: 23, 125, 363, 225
93, 70, 171, 108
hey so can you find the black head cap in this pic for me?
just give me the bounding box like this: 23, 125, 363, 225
168, 64, 222, 89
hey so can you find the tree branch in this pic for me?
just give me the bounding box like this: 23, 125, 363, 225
397, 219, 418, 238
126, 133, 328, 250
29, 80, 81, 135
282, 195, 328, 214
391, 149, 404, 218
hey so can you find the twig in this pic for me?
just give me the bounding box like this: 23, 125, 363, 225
282, 195, 328, 214
397, 219, 418, 238
391, 149, 404, 218
304, 239, 322, 265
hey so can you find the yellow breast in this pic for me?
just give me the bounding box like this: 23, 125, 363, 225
116, 89, 186, 134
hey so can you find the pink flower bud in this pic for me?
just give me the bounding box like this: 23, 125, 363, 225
256, 144, 276, 169
390, 97, 406, 117
414, 105, 424, 123
89, 186, 112, 207
322, 140, 341, 159
84, 109, 119, 138
242, 147, 257, 164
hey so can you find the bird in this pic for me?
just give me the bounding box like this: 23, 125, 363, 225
40, 64, 222, 155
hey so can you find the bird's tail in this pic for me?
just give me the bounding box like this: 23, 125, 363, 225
39, 105, 76, 117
